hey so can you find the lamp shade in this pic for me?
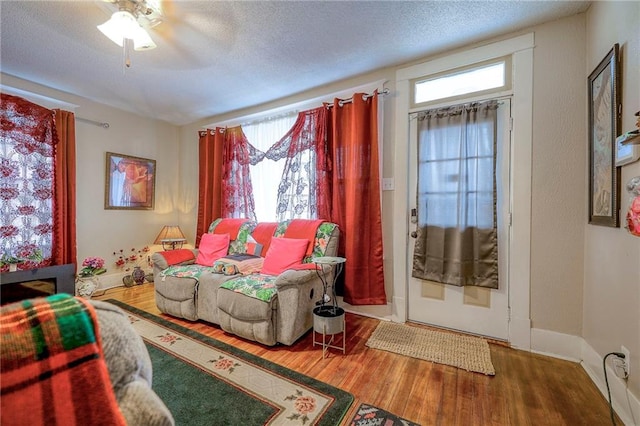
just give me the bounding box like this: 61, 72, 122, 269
131, 25, 156, 51
98, 11, 156, 51
154, 225, 186, 250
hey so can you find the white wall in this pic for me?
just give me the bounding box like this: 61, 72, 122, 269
529, 14, 587, 336
176, 124, 200, 245
177, 12, 640, 416
1, 74, 182, 288
583, 0, 640, 408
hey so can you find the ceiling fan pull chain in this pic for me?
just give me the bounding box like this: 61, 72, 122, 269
123, 38, 132, 71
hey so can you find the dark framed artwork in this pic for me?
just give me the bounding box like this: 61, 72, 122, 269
105, 152, 156, 210
588, 44, 620, 227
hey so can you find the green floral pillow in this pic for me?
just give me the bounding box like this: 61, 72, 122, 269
308, 222, 337, 261
207, 219, 256, 255
229, 221, 256, 254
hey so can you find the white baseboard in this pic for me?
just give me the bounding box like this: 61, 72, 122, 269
531, 327, 639, 425
337, 296, 393, 321
509, 316, 532, 351
581, 341, 640, 426
530, 327, 581, 361
94, 272, 127, 290
391, 295, 406, 323
78, 270, 151, 294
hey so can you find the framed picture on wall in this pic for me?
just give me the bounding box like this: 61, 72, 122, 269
588, 43, 620, 227
105, 152, 156, 210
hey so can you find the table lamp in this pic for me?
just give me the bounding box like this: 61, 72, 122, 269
154, 225, 186, 250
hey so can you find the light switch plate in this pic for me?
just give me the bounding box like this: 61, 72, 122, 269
382, 178, 394, 191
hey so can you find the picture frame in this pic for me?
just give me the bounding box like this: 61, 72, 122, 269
105, 152, 156, 210
588, 44, 620, 227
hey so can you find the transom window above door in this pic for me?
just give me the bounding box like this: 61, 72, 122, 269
411, 57, 511, 108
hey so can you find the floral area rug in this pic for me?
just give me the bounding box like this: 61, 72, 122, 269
349, 403, 420, 426
108, 300, 353, 425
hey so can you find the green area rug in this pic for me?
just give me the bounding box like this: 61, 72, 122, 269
108, 300, 353, 425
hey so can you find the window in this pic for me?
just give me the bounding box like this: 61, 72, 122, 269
209, 80, 385, 222
242, 113, 297, 221
0, 94, 55, 265
412, 58, 510, 107
416, 103, 498, 229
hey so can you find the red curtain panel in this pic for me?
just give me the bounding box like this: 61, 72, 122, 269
53, 109, 77, 267
196, 128, 225, 245
329, 92, 386, 305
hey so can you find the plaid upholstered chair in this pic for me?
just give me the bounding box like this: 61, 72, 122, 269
0, 294, 173, 426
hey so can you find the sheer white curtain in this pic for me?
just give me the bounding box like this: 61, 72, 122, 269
242, 113, 298, 221
412, 100, 499, 288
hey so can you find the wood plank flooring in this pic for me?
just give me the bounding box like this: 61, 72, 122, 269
94, 283, 620, 425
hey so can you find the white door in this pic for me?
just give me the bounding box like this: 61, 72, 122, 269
407, 99, 511, 341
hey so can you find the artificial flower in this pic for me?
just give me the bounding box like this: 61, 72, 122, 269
113, 246, 151, 271
79, 256, 106, 277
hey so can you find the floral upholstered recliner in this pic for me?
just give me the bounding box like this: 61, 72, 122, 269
152, 219, 339, 346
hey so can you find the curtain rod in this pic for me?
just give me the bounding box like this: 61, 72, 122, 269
409, 95, 510, 119
326, 88, 390, 108
76, 117, 110, 129
200, 87, 390, 132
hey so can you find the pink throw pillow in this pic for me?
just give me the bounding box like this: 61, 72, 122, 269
196, 233, 230, 266
260, 237, 309, 276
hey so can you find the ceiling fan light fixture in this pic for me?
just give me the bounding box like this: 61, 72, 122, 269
98, 10, 156, 50
132, 25, 156, 51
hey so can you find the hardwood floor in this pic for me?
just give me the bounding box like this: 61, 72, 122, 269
95, 284, 620, 425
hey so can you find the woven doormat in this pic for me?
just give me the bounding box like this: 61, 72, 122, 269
365, 321, 495, 375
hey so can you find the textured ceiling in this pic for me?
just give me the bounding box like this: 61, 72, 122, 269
0, 1, 590, 125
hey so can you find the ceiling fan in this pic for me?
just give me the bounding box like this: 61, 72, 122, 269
97, 0, 232, 70
98, 0, 164, 67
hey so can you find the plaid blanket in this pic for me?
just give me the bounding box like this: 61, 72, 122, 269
1, 294, 126, 426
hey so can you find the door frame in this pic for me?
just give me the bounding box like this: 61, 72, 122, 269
406, 98, 512, 340
392, 33, 534, 349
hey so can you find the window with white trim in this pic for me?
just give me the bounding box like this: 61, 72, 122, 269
411, 57, 511, 108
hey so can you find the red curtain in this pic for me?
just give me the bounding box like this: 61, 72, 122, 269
329, 92, 386, 305
196, 128, 225, 246
52, 109, 77, 267
264, 107, 331, 220
221, 126, 260, 221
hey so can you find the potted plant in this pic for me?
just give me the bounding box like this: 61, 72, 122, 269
76, 256, 106, 299
1, 248, 44, 272
1, 253, 22, 272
